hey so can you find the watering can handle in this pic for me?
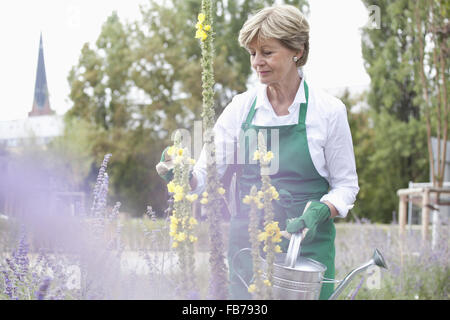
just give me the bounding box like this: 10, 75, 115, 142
284, 201, 312, 268
321, 277, 342, 284
230, 247, 253, 289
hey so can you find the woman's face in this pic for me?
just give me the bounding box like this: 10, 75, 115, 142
247, 37, 300, 86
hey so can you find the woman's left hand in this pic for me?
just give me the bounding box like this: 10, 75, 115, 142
285, 201, 331, 234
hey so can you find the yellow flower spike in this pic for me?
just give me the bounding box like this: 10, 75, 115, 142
167, 146, 176, 156
257, 202, 264, 210
195, 29, 203, 39
272, 190, 279, 201
169, 221, 177, 235
172, 241, 179, 248
175, 232, 186, 242
242, 195, 252, 205
190, 158, 196, 165
201, 31, 207, 41
257, 191, 264, 199
263, 151, 274, 162
248, 284, 256, 293
218, 187, 226, 195
174, 192, 184, 202
174, 185, 184, 194
253, 150, 260, 161
167, 181, 176, 193
186, 194, 198, 202
263, 279, 272, 287
257, 232, 268, 242
177, 148, 184, 156
195, 22, 203, 30
200, 198, 209, 205
275, 245, 282, 253
170, 216, 179, 224
273, 236, 282, 243
189, 217, 198, 226
174, 155, 183, 164
202, 192, 208, 198
198, 13, 205, 23
204, 25, 211, 31
189, 235, 198, 243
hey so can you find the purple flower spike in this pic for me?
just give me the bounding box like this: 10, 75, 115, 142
35, 276, 52, 300
187, 290, 200, 300
91, 153, 112, 216
2, 270, 14, 299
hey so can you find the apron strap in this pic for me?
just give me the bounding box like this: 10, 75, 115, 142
243, 80, 309, 128
242, 97, 257, 130
298, 80, 309, 125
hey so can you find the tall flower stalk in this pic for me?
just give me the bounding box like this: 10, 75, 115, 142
167, 132, 198, 298
246, 185, 265, 299
243, 132, 282, 299
196, 0, 229, 300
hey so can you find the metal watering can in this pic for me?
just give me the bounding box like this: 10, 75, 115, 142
233, 232, 388, 300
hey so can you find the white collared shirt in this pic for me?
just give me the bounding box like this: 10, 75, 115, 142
192, 69, 359, 218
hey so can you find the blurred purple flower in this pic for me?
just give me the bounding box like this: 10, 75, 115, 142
187, 290, 200, 300
1, 270, 14, 299
35, 276, 52, 300
91, 153, 112, 216
96, 173, 109, 216
350, 276, 365, 300
146, 206, 156, 221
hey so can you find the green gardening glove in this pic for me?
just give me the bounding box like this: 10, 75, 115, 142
286, 201, 331, 234
155, 146, 174, 182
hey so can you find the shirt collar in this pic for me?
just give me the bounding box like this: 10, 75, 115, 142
254, 68, 307, 112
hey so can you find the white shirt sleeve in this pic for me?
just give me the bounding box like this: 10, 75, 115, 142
319, 100, 359, 218
191, 93, 250, 194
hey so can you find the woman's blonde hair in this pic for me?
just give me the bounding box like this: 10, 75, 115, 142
238, 5, 310, 67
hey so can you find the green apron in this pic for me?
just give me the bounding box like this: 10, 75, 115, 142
228, 81, 336, 300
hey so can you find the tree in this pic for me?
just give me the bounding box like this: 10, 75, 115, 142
412, 0, 449, 188
67, 11, 166, 216
359, 0, 431, 222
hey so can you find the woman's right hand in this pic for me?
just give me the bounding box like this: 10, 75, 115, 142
155, 146, 175, 182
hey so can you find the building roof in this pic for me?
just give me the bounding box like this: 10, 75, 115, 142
0, 115, 64, 147
29, 33, 54, 117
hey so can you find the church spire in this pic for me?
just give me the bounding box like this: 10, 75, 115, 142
29, 33, 54, 117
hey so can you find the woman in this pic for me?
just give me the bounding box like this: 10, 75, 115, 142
157, 5, 359, 300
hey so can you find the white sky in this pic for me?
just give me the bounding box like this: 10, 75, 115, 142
0, 0, 371, 122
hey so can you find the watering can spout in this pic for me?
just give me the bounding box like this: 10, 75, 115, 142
328, 249, 387, 300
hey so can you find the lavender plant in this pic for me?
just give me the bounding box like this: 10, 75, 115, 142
334, 220, 449, 299
0, 226, 73, 300
91, 153, 112, 217
136, 203, 178, 299
35, 276, 51, 300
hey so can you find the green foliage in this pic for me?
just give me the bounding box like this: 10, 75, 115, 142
339, 89, 429, 222
356, 111, 429, 222
361, 0, 421, 121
